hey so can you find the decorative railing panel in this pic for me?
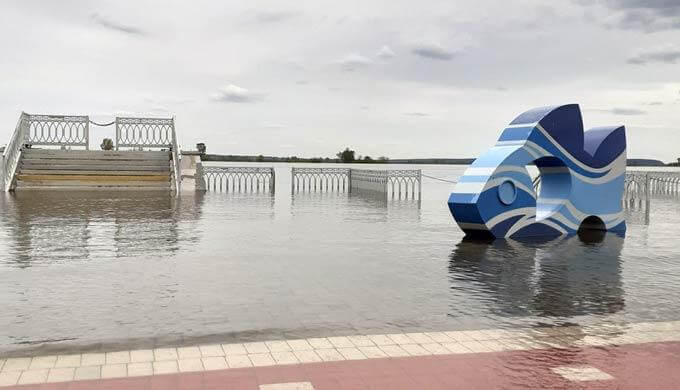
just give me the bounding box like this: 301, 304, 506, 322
116, 117, 174, 149
290, 167, 421, 200
291, 167, 349, 193
203, 167, 275, 193
26, 115, 89, 148
385, 169, 421, 199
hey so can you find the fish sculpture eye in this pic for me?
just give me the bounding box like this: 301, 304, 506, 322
497, 180, 517, 205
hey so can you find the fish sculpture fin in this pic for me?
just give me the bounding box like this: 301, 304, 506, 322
583, 126, 626, 168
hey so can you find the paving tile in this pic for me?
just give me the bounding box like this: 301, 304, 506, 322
420, 343, 451, 355
327, 336, 354, 348
551, 366, 614, 381
404, 333, 435, 344
29, 355, 56, 370
271, 351, 299, 365
222, 343, 247, 355
314, 348, 345, 362
199, 344, 225, 357
386, 333, 415, 345
337, 347, 366, 360
444, 331, 475, 342
153, 348, 179, 361
152, 360, 178, 375
358, 346, 388, 359
266, 340, 293, 352
81, 353, 106, 366
177, 346, 202, 359
17, 369, 49, 385
0, 371, 21, 387
101, 363, 127, 379
1, 357, 31, 371
459, 340, 494, 353
423, 332, 454, 343
347, 335, 374, 347
74, 365, 101, 380
259, 382, 315, 390
130, 349, 154, 362
293, 350, 322, 363
54, 354, 81, 368
127, 362, 153, 377
480, 340, 512, 352
46, 367, 75, 383
307, 338, 333, 349
401, 344, 431, 356
441, 342, 473, 354
244, 342, 270, 354
178, 358, 204, 372
226, 354, 253, 368
400, 344, 432, 356
367, 334, 396, 346
202, 357, 228, 370
378, 345, 410, 357
287, 339, 314, 351
105, 351, 131, 364
249, 353, 276, 367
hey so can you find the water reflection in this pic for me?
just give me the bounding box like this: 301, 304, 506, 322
0, 191, 204, 267
449, 232, 624, 320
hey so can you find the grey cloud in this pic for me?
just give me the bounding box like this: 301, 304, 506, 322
587, 0, 680, 31
644, 101, 663, 105
411, 43, 456, 61
404, 112, 429, 117
91, 13, 144, 35
610, 108, 647, 115
627, 49, 680, 64
211, 84, 264, 103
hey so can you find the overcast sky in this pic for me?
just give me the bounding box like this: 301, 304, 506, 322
1, 0, 679, 161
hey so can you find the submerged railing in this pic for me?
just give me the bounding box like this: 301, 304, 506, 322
202, 167, 275, 193
1, 112, 182, 194
624, 172, 680, 200
291, 167, 421, 200
291, 167, 349, 193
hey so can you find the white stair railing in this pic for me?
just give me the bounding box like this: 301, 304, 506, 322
1, 113, 29, 192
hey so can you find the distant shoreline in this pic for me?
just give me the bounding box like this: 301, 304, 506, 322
198, 154, 672, 167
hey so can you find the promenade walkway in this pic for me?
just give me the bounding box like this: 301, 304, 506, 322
1, 320, 679, 389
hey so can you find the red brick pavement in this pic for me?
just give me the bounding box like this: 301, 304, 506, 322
7, 341, 680, 389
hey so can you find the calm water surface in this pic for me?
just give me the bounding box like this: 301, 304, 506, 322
1, 163, 679, 355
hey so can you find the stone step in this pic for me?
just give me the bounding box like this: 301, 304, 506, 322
20, 158, 170, 165
15, 183, 172, 190
19, 169, 171, 176
22, 149, 171, 160
17, 174, 170, 182
20, 163, 170, 171
16, 179, 171, 188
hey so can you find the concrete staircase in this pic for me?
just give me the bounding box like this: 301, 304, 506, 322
15, 149, 172, 190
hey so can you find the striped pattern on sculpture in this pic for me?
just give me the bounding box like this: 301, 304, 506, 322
449, 104, 626, 238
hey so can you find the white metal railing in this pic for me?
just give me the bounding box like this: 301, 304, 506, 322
291, 167, 350, 193
290, 167, 421, 200
202, 167, 275, 193
26, 114, 89, 149
1, 113, 29, 191
115, 117, 174, 149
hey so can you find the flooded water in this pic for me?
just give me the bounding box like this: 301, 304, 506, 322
1, 164, 679, 355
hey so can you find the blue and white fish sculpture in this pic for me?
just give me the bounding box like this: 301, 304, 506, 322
449, 104, 626, 238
